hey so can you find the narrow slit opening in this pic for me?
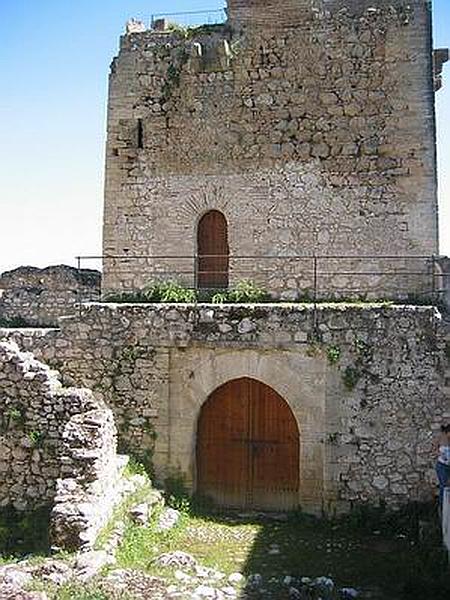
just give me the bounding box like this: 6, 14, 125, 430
137, 118, 144, 149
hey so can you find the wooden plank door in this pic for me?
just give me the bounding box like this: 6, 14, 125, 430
196, 378, 299, 510
197, 378, 250, 507
249, 381, 300, 510
197, 210, 229, 289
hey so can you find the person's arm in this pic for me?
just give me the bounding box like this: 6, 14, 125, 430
432, 434, 442, 456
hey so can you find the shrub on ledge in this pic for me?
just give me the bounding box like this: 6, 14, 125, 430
103, 280, 269, 304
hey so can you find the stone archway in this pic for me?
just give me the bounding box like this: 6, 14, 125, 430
167, 348, 326, 514
196, 377, 300, 511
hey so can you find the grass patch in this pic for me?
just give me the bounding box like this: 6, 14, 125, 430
113, 502, 450, 599
34, 581, 134, 600
2, 495, 448, 600
95, 462, 156, 551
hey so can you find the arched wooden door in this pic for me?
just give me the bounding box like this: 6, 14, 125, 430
197, 210, 229, 289
196, 378, 299, 511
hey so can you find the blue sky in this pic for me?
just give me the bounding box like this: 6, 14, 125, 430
0, 0, 448, 274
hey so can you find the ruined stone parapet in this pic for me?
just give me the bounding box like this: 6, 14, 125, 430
0, 340, 123, 551
433, 48, 449, 91
0, 340, 100, 510
227, 0, 321, 28
0, 265, 101, 327
50, 409, 125, 552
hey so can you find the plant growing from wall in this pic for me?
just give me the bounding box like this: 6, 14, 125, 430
209, 280, 269, 304
7, 408, 23, 422
186, 23, 225, 39
0, 403, 25, 432
141, 280, 196, 303
335, 338, 375, 392
327, 345, 341, 365
355, 338, 373, 362
104, 279, 270, 304
28, 430, 44, 448
121, 346, 147, 362
118, 439, 156, 480
228, 280, 268, 303
165, 22, 188, 37
211, 292, 229, 304
342, 366, 361, 391
296, 290, 314, 303
157, 281, 197, 303
103, 290, 149, 303
161, 49, 189, 104
0, 316, 32, 328
105, 281, 198, 304
328, 432, 339, 445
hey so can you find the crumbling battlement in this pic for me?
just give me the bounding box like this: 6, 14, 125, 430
0, 340, 106, 509
227, 0, 427, 27
0, 265, 101, 327
0, 340, 123, 551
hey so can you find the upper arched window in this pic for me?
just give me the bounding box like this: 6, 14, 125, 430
197, 210, 229, 289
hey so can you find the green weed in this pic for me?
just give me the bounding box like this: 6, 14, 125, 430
0, 316, 32, 328
50, 582, 133, 600
327, 345, 341, 364
342, 365, 361, 390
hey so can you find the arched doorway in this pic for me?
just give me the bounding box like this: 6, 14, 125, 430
196, 377, 300, 510
197, 210, 229, 289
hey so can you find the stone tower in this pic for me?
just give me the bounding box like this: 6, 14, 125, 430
227, 0, 318, 27
103, 0, 441, 299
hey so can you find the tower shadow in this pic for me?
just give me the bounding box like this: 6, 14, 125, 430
189, 504, 449, 600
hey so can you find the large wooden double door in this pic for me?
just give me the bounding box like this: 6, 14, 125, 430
196, 378, 300, 511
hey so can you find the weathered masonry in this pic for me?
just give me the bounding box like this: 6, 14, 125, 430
3, 303, 448, 514
0, 340, 122, 551
0, 266, 100, 327
1, 0, 448, 519
103, 0, 447, 299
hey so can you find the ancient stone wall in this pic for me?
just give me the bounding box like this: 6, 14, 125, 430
2, 303, 447, 513
103, 0, 438, 298
0, 266, 101, 327
0, 340, 121, 550
50, 409, 125, 552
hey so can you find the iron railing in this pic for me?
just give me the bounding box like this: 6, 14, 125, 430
75, 254, 449, 305
150, 9, 227, 28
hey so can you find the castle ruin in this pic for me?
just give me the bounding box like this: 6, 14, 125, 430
1, 0, 449, 524
103, 0, 445, 301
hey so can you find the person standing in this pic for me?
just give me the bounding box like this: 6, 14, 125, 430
436, 424, 450, 509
